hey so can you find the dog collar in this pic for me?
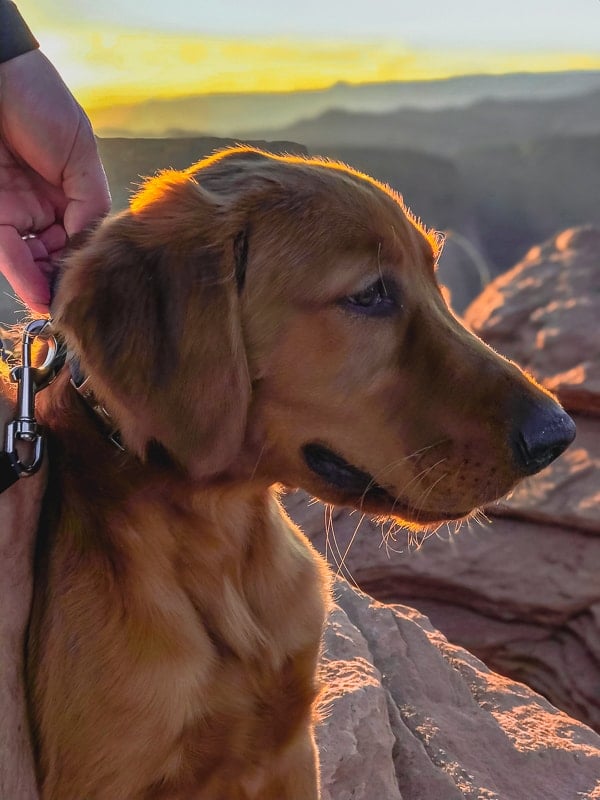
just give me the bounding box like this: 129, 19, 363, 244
69, 356, 125, 451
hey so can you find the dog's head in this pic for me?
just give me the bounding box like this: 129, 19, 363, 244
54, 147, 575, 526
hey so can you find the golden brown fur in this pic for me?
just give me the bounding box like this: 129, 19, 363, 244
25, 147, 571, 799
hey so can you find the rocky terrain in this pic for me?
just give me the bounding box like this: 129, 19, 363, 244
465, 226, 600, 416
316, 580, 600, 800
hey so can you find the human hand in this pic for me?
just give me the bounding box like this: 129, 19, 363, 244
0, 49, 110, 314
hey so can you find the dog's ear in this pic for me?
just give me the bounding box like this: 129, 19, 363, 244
53, 170, 250, 481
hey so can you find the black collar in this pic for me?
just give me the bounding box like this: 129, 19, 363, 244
69, 356, 125, 451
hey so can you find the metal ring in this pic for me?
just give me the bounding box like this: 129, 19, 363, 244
36, 336, 58, 372
23, 319, 57, 372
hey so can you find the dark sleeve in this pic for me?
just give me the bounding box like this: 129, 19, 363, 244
0, 1, 39, 64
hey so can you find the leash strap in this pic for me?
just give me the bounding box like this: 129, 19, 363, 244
0, 450, 19, 492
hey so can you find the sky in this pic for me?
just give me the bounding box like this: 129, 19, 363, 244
16, 0, 600, 110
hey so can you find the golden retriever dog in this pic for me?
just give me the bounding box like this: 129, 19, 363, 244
25, 147, 575, 799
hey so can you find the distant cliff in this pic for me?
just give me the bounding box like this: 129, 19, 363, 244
245, 88, 600, 156
88, 71, 600, 139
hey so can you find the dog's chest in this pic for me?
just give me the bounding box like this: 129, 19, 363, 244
31, 485, 329, 800
127, 501, 327, 792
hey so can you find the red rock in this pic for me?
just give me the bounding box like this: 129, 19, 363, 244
284, 487, 600, 731
464, 226, 600, 416
318, 579, 600, 800
493, 414, 600, 534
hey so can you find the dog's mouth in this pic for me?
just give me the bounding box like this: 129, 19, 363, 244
301, 442, 467, 524
302, 442, 397, 503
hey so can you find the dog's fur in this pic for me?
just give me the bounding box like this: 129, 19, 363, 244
23, 147, 571, 799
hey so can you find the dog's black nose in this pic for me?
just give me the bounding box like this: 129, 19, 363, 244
512, 404, 576, 476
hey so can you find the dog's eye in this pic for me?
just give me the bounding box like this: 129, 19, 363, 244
341, 278, 397, 317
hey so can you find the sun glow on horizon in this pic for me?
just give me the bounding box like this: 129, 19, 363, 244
33, 23, 600, 116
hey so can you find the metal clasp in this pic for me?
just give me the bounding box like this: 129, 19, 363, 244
3, 320, 61, 478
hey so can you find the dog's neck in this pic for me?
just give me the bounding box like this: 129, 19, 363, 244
36, 370, 276, 568
34, 370, 304, 667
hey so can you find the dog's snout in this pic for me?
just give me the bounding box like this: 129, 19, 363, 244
512, 404, 576, 476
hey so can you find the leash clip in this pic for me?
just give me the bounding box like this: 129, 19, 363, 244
3, 320, 61, 478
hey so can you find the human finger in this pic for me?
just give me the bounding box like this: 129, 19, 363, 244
62, 123, 111, 237
0, 226, 50, 313
36, 224, 68, 257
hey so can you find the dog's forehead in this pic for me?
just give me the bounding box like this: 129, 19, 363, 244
195, 147, 413, 230
193, 148, 437, 286
276, 162, 437, 275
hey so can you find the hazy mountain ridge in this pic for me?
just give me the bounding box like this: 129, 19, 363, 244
91, 71, 600, 139
244, 88, 600, 155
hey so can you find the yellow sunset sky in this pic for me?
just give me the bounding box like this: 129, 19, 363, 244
15, 0, 600, 113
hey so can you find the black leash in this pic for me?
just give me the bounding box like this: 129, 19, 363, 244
0, 320, 66, 494
0, 450, 20, 491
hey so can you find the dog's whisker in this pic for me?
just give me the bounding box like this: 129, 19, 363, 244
384, 458, 448, 515
380, 519, 405, 556
400, 457, 448, 493
470, 507, 492, 529
399, 469, 450, 549
324, 504, 338, 575
372, 458, 448, 551
357, 445, 449, 512
326, 504, 347, 580
323, 504, 330, 566
249, 442, 267, 481
334, 513, 365, 588
367, 440, 450, 485
324, 504, 354, 584
412, 469, 450, 514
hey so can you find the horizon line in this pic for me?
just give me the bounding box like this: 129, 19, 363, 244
82, 66, 600, 112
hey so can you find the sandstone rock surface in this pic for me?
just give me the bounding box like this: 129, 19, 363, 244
289, 487, 600, 733
464, 226, 600, 416
492, 414, 600, 533
318, 579, 600, 800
